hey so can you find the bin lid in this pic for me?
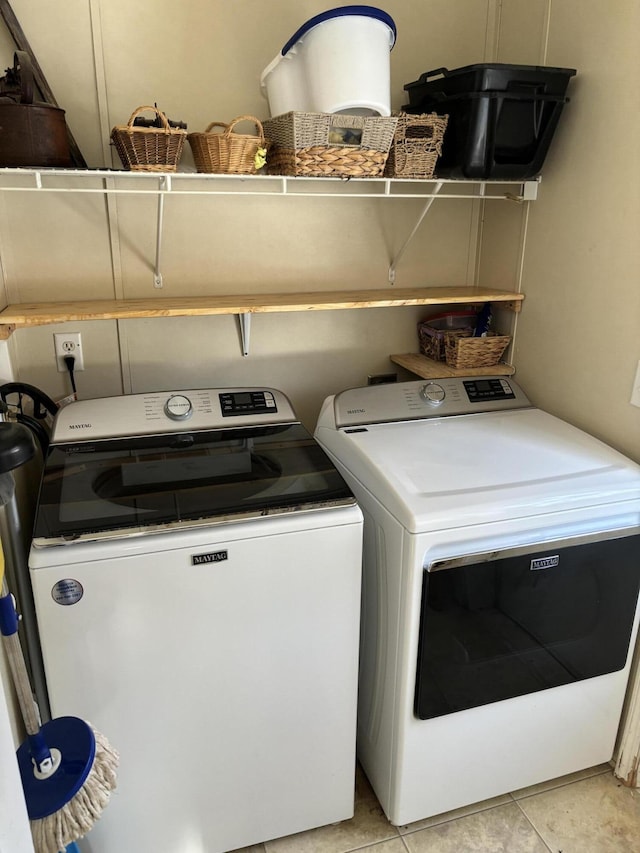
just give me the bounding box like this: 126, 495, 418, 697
404, 63, 577, 94
281, 5, 396, 56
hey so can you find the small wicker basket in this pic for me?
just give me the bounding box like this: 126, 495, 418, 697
188, 115, 267, 174
385, 112, 448, 178
418, 311, 476, 361
111, 105, 187, 172
263, 111, 398, 177
444, 331, 511, 369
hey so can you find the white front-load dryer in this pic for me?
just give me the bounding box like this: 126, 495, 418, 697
315, 376, 640, 825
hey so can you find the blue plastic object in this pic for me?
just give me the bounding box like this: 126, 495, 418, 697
0, 589, 18, 634
473, 302, 492, 337
281, 5, 396, 56
66, 844, 81, 853
16, 717, 97, 820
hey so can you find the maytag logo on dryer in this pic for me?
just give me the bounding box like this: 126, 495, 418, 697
347, 408, 366, 415
68, 423, 92, 430
530, 555, 559, 571
192, 550, 228, 566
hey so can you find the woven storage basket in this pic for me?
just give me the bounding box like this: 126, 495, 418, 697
188, 115, 267, 174
111, 105, 187, 172
385, 112, 448, 178
444, 330, 511, 369
418, 311, 476, 361
263, 111, 398, 177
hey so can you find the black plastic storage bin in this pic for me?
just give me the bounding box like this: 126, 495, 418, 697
402, 63, 576, 180
404, 63, 576, 104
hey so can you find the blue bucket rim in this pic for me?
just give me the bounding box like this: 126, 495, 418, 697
282, 6, 396, 56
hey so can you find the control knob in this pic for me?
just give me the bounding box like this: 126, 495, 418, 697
420, 382, 445, 406
164, 394, 193, 420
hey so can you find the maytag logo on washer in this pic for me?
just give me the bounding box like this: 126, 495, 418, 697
530, 555, 559, 571
192, 550, 228, 565
51, 578, 84, 605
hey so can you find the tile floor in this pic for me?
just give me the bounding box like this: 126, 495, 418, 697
232, 762, 640, 853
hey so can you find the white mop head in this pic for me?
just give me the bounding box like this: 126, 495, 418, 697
30, 725, 119, 853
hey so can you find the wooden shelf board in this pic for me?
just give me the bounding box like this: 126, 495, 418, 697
0, 287, 524, 337
391, 352, 516, 380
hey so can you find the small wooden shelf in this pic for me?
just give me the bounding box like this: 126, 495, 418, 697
390, 352, 516, 380
0, 286, 524, 340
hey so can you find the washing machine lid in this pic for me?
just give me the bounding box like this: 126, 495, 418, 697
315, 380, 640, 533
33, 388, 355, 545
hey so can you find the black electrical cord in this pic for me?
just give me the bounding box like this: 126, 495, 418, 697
0, 382, 58, 419
0, 383, 58, 457
64, 355, 77, 397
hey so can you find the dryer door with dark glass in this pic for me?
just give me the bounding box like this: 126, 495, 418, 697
415, 532, 640, 720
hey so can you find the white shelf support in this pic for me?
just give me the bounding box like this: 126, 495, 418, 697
153, 175, 170, 289
388, 181, 444, 284
238, 313, 251, 356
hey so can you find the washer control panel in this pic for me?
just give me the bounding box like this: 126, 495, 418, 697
220, 390, 277, 417
51, 387, 294, 442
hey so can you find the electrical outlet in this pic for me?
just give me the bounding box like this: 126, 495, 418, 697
631, 361, 640, 408
53, 332, 84, 373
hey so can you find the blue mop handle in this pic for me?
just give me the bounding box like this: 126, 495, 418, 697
0, 578, 18, 634
0, 578, 54, 772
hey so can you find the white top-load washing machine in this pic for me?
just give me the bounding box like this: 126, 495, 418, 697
29, 387, 363, 853
315, 376, 640, 826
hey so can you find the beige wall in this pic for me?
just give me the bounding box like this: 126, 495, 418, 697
483, 0, 640, 461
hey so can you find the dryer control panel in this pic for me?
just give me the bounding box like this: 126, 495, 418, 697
332, 377, 532, 428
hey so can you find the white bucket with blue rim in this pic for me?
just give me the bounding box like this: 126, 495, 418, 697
260, 6, 397, 117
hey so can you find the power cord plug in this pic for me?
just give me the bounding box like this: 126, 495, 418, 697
63, 355, 77, 399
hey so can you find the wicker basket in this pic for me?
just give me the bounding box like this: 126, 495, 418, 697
444, 330, 511, 369
418, 311, 476, 361
188, 115, 267, 174
263, 111, 398, 177
384, 112, 448, 178
111, 105, 187, 172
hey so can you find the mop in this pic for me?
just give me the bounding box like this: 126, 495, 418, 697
0, 420, 119, 853
0, 545, 119, 852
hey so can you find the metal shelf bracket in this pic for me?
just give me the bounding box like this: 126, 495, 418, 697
154, 175, 170, 288
388, 181, 443, 284
238, 313, 251, 356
